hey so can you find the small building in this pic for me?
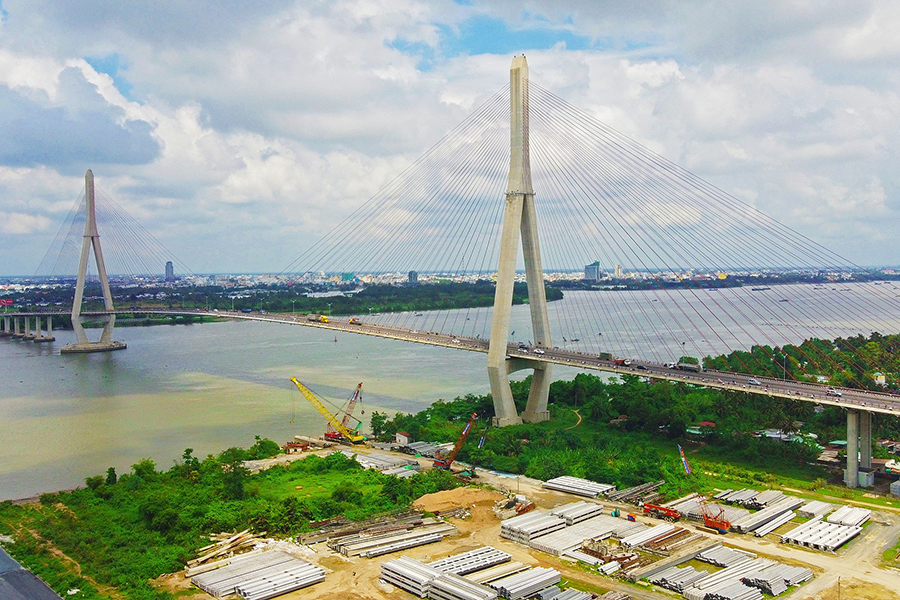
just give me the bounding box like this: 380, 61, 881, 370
0, 547, 62, 600
282, 441, 308, 454
395, 431, 412, 446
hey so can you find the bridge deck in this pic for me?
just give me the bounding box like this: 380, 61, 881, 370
4, 308, 899, 416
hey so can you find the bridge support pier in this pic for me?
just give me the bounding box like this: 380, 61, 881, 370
487, 55, 552, 427
859, 410, 872, 469
0, 315, 9, 337
12, 316, 24, 338
34, 315, 55, 342
22, 316, 35, 340
845, 409, 859, 488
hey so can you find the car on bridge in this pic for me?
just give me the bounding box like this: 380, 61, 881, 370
533, 348, 545, 355
748, 378, 761, 386
826, 388, 842, 397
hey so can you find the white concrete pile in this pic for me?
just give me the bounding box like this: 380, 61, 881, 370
744, 489, 785, 510
380, 557, 442, 598
332, 521, 457, 557
716, 489, 759, 505
536, 587, 562, 600
606, 481, 665, 503
490, 567, 561, 600
666, 496, 749, 525
683, 558, 774, 600
729, 497, 803, 533
696, 545, 757, 568
430, 547, 512, 576
610, 519, 648, 539
751, 510, 795, 537
562, 549, 602, 565
429, 572, 499, 600
192, 551, 325, 598
620, 523, 675, 549
596, 592, 633, 600
406, 441, 454, 458
528, 515, 623, 556
540, 589, 592, 600
797, 500, 834, 519
500, 511, 565, 544
598, 561, 621, 575
235, 561, 327, 600
739, 563, 810, 596
780, 518, 862, 552
550, 501, 605, 525
382, 465, 419, 478
339, 449, 417, 471
542, 476, 615, 498
466, 562, 530, 584
826, 505, 871, 526
649, 565, 711, 593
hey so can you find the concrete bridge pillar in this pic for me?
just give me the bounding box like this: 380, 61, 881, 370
12, 316, 23, 338
0, 315, 8, 336
22, 315, 35, 340
859, 410, 872, 469
845, 409, 859, 488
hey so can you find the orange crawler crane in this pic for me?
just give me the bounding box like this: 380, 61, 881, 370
433, 413, 478, 474
700, 497, 731, 534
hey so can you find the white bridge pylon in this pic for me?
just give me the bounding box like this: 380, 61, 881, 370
487, 55, 553, 426
61, 169, 126, 354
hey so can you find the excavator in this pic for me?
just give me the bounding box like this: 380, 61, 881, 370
290, 378, 366, 444
433, 412, 478, 477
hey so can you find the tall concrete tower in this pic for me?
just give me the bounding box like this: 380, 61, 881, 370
61, 170, 126, 353
487, 56, 553, 426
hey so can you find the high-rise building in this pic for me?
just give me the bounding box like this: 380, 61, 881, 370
614, 264, 622, 278
408, 270, 418, 284
584, 261, 601, 281
165, 261, 174, 282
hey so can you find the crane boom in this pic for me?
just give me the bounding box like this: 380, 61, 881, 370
290, 378, 366, 444
340, 383, 363, 430
434, 412, 477, 469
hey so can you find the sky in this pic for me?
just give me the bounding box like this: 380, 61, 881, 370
0, 0, 898, 275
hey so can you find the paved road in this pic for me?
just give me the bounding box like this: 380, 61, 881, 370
6, 308, 900, 416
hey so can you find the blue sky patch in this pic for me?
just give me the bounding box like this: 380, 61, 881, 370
85, 53, 134, 99
440, 15, 596, 56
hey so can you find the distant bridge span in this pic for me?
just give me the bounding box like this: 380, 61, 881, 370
4, 308, 899, 418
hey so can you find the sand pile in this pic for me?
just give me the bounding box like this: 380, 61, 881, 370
413, 488, 504, 513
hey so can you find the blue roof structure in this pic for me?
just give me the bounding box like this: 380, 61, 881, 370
0, 546, 62, 600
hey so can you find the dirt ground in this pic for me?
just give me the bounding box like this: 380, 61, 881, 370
412, 487, 504, 513
811, 578, 899, 600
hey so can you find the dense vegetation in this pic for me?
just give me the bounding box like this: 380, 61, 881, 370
706, 332, 900, 391
0, 438, 458, 600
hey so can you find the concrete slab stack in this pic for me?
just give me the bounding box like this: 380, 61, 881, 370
429, 572, 499, 600
797, 500, 834, 519
332, 521, 457, 557
552, 590, 592, 600
697, 545, 756, 568
466, 562, 530, 584
550, 501, 605, 525
500, 512, 566, 544
729, 497, 803, 533
752, 511, 796, 537
192, 551, 324, 599
490, 567, 561, 600
683, 558, 774, 600
718, 489, 759, 505
740, 563, 811, 596
667, 496, 749, 525
381, 557, 443, 597
826, 505, 871, 526
744, 490, 785, 510
430, 547, 511, 575
780, 518, 861, 552
542, 476, 615, 498
528, 515, 623, 556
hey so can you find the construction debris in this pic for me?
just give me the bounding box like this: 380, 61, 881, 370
187, 529, 263, 571
597, 592, 632, 600
191, 551, 325, 599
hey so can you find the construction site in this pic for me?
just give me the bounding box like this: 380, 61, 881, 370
151, 380, 900, 600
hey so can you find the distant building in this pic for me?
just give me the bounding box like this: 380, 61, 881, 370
164, 261, 174, 281
396, 431, 412, 446
614, 264, 622, 278
584, 261, 601, 281
408, 270, 418, 284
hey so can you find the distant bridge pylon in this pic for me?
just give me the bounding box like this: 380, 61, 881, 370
61, 169, 126, 353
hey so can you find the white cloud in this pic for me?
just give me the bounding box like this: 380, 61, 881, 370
0, 211, 51, 234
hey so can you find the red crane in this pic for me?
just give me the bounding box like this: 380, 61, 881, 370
433, 413, 478, 470
324, 383, 363, 443
699, 496, 731, 534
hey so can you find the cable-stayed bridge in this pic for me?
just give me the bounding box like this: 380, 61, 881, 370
5, 56, 900, 488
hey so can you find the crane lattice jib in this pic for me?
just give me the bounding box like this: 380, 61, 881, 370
439, 412, 478, 466
340, 383, 363, 430
290, 378, 365, 443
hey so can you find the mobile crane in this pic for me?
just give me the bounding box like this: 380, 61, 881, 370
290, 378, 366, 444
433, 412, 477, 475
325, 382, 364, 443
699, 496, 731, 534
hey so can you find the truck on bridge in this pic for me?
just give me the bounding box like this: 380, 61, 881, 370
307, 314, 329, 323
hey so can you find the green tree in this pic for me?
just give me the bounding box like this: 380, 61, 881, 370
370, 411, 388, 440
219, 447, 249, 500
105, 467, 117, 485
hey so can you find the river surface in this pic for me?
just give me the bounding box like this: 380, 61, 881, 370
2, 282, 898, 500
